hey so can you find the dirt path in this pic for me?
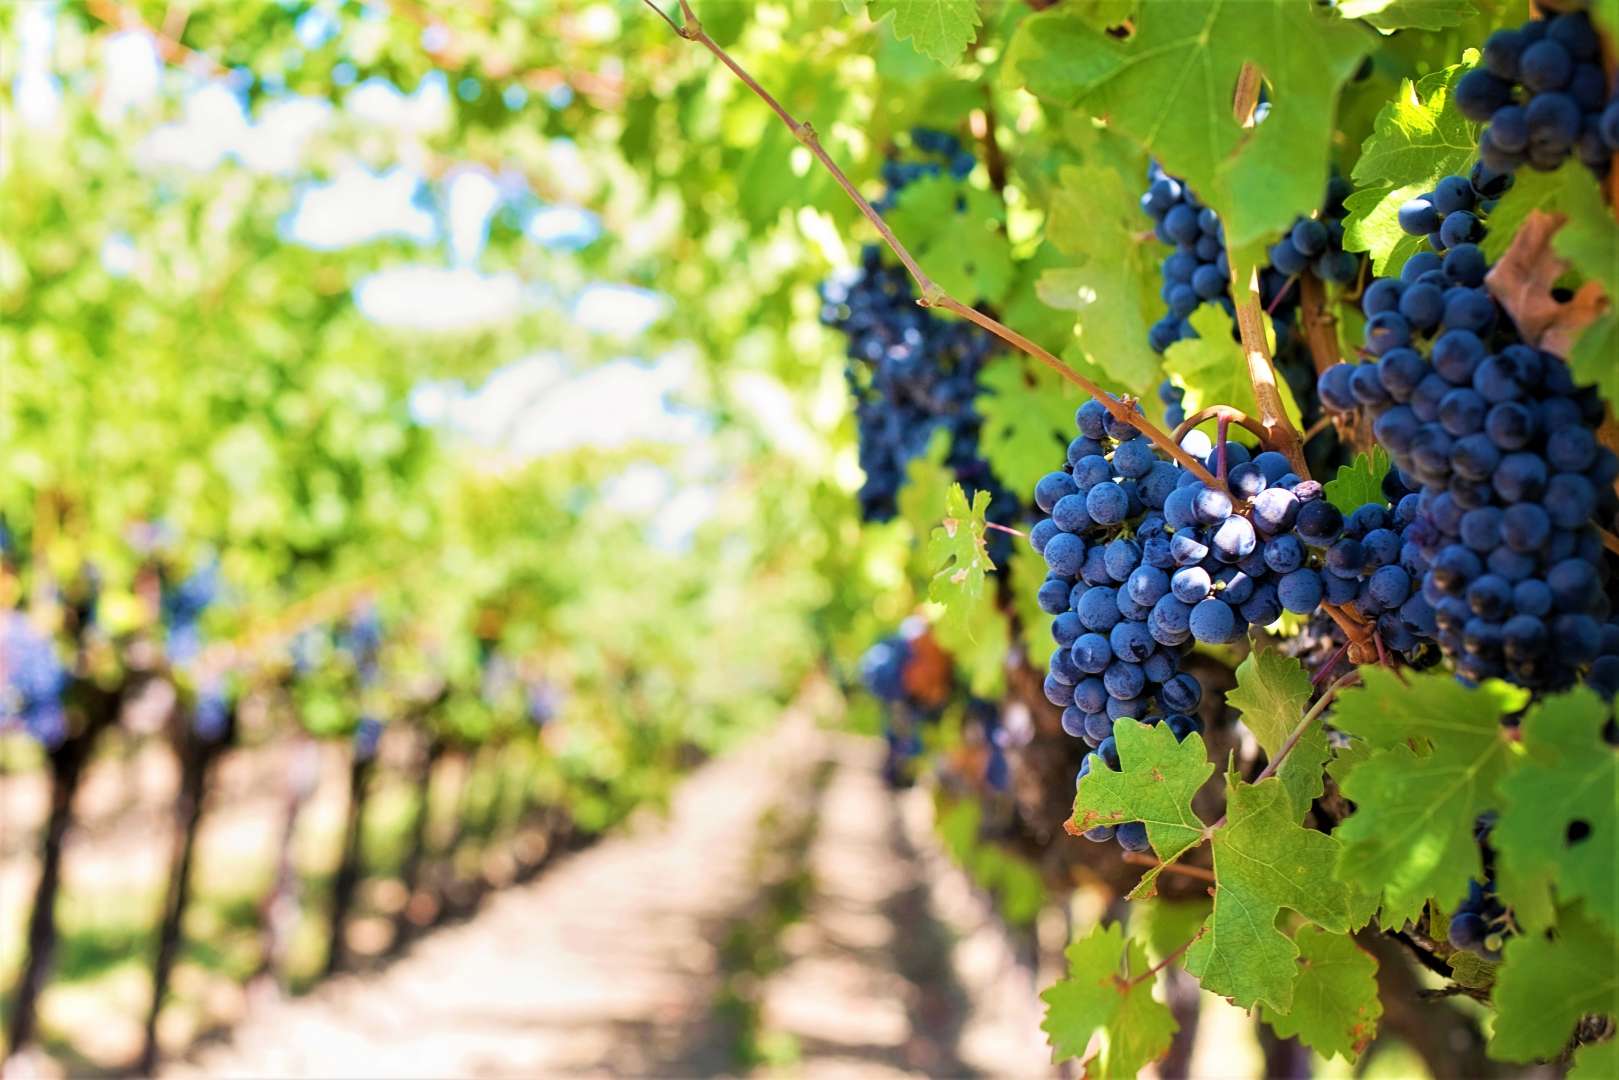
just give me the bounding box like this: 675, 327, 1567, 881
169, 719, 1054, 1079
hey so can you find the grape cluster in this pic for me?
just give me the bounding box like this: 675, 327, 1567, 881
874, 126, 975, 211
1320, 174, 1619, 692
339, 604, 383, 686
1394, 164, 1511, 255
1142, 164, 1359, 356
162, 560, 219, 666
820, 132, 1017, 542
1159, 379, 1186, 427
0, 611, 68, 748
859, 626, 930, 786
353, 714, 385, 762
1448, 818, 1507, 960
1461, 8, 1618, 178
193, 678, 233, 743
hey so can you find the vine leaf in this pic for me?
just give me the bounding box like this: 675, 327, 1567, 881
1162, 307, 1304, 431
1004, 1, 1368, 272
1493, 687, 1618, 936
889, 179, 1014, 303
1185, 774, 1374, 1013
1227, 646, 1324, 819
1329, 669, 1524, 926
1040, 922, 1178, 1075
1343, 57, 1479, 277
1570, 1037, 1619, 1080
1039, 162, 1162, 395
1010, 546, 1058, 669
1258, 927, 1382, 1063
868, 0, 981, 65
1446, 950, 1497, 991
976, 358, 1077, 499
1069, 720, 1213, 898
1322, 448, 1390, 516
1336, 0, 1477, 31
1488, 904, 1619, 1063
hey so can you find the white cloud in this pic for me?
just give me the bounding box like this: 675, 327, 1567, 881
345, 72, 450, 136
100, 31, 161, 121
446, 168, 499, 267
527, 204, 600, 250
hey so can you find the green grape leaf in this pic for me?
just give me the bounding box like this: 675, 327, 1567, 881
1070, 0, 1137, 30
1071, 720, 1213, 896
888, 179, 1014, 303
1494, 687, 1619, 935
1330, 669, 1524, 925
1039, 163, 1162, 395
1489, 904, 1619, 1062
1186, 774, 1373, 1013
1572, 316, 1619, 408
1258, 927, 1382, 1063
1004, 2, 1368, 271
1132, 897, 1214, 965
932, 582, 1010, 699
1162, 307, 1305, 431
1571, 1037, 1619, 1080
1336, 0, 1477, 31
925, 483, 996, 633
1446, 950, 1497, 991
1040, 922, 1179, 1074
1227, 646, 1325, 819
869, 0, 981, 65
1322, 448, 1391, 516
976, 357, 1078, 499
1343, 57, 1480, 277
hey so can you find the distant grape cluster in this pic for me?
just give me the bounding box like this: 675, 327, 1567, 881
162, 560, 219, 666
0, 612, 68, 748
860, 623, 931, 787
1460, 7, 1619, 178
1320, 171, 1619, 693
820, 130, 1018, 545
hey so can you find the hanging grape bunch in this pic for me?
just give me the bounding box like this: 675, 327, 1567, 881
819, 128, 1019, 553
1459, 7, 1619, 177
1319, 170, 1619, 694
859, 616, 953, 787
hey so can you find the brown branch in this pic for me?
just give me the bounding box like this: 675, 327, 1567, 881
1121, 850, 1214, 883
977, 89, 1008, 196
1602, 527, 1619, 557
1297, 272, 1343, 376
1302, 414, 1333, 443
1228, 62, 1310, 480
648, 0, 1225, 491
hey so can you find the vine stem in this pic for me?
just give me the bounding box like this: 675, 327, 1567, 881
1129, 925, 1207, 987
984, 521, 1027, 540
1252, 669, 1360, 787
1120, 850, 1214, 883
1228, 63, 1310, 481
645, 0, 1224, 491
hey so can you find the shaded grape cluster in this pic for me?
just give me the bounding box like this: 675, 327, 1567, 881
1449, 817, 1507, 960
821, 131, 1017, 546
1461, 7, 1617, 178
1394, 164, 1511, 255
859, 626, 932, 787
1320, 174, 1619, 693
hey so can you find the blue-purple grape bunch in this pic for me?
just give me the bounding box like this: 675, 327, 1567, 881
821, 131, 1017, 546
1447, 816, 1507, 959
1033, 396, 1449, 852
1319, 174, 1619, 694
1, 611, 68, 749
1142, 164, 1358, 356
1392, 164, 1511, 256
162, 559, 219, 667
1460, 7, 1618, 178
860, 627, 929, 786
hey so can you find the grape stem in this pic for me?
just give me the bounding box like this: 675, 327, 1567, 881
1205, 669, 1360, 834
643, 0, 1226, 491
1120, 850, 1214, 883
1228, 63, 1311, 481
983, 521, 1028, 540
1297, 273, 1345, 376
1171, 405, 1270, 448
1128, 925, 1207, 987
